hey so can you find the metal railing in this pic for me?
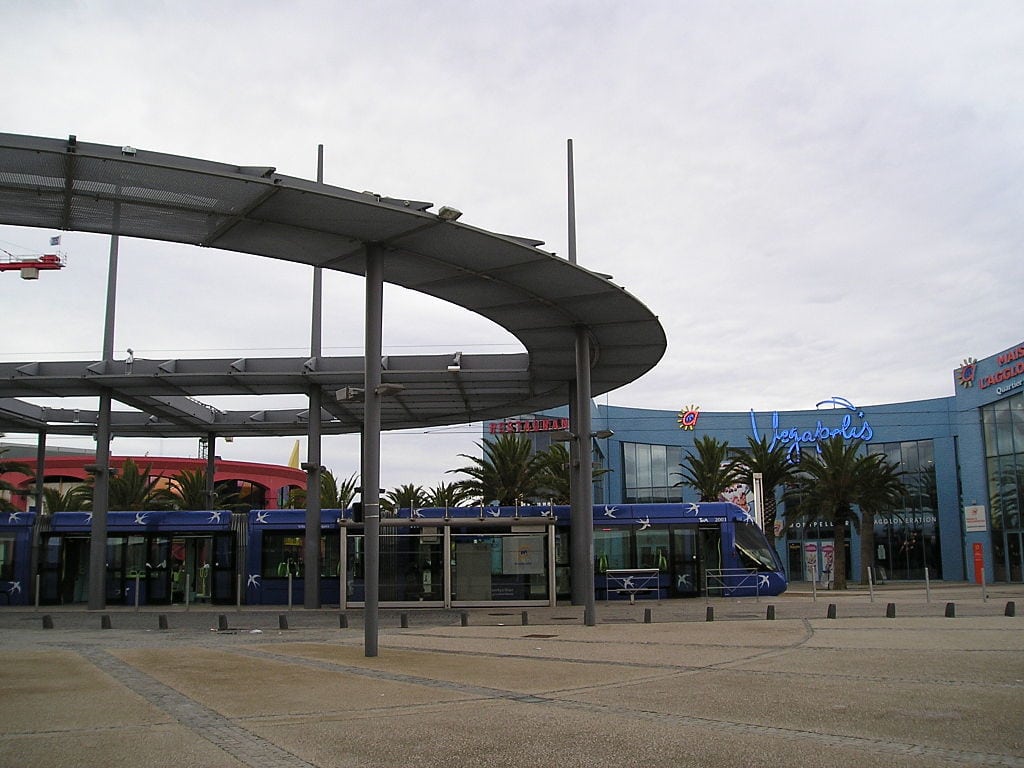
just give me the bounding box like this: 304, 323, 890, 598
705, 567, 762, 601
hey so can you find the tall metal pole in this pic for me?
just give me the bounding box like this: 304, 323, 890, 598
305, 144, 325, 609
34, 432, 46, 513
88, 214, 119, 610
30, 430, 47, 605
567, 138, 595, 624
567, 139, 577, 266
205, 433, 216, 508
363, 244, 384, 656
568, 382, 581, 604
575, 327, 596, 626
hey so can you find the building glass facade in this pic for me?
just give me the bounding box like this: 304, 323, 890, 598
865, 439, 941, 580
495, 338, 1024, 585
984, 392, 1024, 581
622, 442, 682, 503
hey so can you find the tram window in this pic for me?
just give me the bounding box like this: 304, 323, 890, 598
0, 535, 13, 580
106, 537, 126, 571
595, 528, 629, 572
322, 532, 340, 577
636, 528, 669, 570
734, 523, 779, 572
126, 536, 146, 578
42, 536, 61, 568
262, 534, 304, 577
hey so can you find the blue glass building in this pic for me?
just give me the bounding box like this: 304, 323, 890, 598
487, 338, 1024, 584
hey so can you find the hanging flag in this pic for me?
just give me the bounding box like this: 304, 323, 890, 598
287, 440, 300, 469
49, 235, 61, 246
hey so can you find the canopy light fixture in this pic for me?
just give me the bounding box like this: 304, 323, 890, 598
438, 206, 462, 222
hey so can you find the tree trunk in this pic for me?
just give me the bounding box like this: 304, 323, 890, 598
763, 497, 778, 548
832, 506, 849, 590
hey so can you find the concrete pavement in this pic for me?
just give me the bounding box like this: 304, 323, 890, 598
1, 583, 1022, 768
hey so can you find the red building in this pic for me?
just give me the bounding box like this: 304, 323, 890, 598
0, 453, 307, 512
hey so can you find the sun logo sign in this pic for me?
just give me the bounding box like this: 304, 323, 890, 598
957, 357, 977, 388
677, 405, 700, 430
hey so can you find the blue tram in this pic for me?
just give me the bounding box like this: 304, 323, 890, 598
38, 510, 237, 606
11, 502, 785, 607
1, 511, 36, 606
379, 501, 788, 603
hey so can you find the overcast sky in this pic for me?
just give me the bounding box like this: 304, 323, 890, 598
3, 1, 1023, 490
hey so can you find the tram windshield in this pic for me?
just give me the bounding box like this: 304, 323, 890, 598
734, 523, 780, 572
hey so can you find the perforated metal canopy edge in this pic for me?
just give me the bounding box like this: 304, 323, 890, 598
0, 133, 666, 438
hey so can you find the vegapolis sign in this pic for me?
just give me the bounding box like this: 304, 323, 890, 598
749, 397, 873, 462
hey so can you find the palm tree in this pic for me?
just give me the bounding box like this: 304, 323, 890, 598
0, 448, 31, 512
730, 435, 797, 547
532, 442, 611, 504
76, 457, 175, 511
290, 470, 358, 510
166, 468, 239, 510
383, 484, 427, 515
425, 482, 473, 509
787, 436, 879, 590
856, 454, 906, 584
448, 434, 547, 505
674, 435, 741, 501
42, 485, 91, 513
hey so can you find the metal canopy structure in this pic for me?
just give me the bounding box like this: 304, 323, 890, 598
0, 133, 666, 438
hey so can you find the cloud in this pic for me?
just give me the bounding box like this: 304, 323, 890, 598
2, 1, 1023, 488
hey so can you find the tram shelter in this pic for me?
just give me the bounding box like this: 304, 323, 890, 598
0, 133, 666, 653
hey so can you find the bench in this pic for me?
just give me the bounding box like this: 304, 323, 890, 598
604, 568, 660, 603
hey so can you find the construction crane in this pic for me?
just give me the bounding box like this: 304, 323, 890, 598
0, 242, 67, 280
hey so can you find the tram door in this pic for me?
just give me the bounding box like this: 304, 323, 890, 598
670, 527, 700, 596
170, 536, 217, 603
699, 527, 723, 596
59, 537, 91, 604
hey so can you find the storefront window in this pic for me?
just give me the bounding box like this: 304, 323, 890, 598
982, 393, 1024, 582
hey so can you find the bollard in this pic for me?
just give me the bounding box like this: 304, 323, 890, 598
279, 614, 289, 630
42, 615, 54, 629
766, 605, 775, 621
826, 603, 837, 619
705, 606, 714, 622
218, 614, 229, 631
521, 611, 529, 626
886, 602, 896, 618
644, 608, 652, 624
460, 611, 469, 627
158, 614, 169, 631
339, 613, 349, 629
400, 612, 409, 629
1005, 601, 1016, 617
944, 602, 956, 618
101, 615, 112, 630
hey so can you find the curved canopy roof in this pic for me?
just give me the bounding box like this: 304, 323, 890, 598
0, 133, 666, 438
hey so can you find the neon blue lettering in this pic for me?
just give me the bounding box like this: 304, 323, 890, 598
750, 399, 873, 462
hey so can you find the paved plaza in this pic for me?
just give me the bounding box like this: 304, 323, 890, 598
1, 584, 1022, 768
